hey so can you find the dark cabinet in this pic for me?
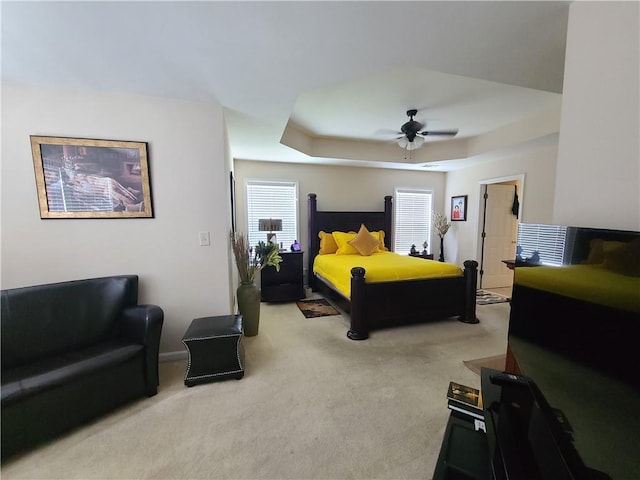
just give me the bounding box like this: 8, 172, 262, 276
260, 252, 305, 302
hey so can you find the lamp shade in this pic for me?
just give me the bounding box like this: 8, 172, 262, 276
258, 218, 282, 232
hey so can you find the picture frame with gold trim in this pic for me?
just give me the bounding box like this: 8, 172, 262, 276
30, 136, 153, 219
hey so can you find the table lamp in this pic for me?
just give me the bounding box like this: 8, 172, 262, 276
258, 218, 282, 245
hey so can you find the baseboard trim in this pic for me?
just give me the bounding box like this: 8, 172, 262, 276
160, 351, 188, 362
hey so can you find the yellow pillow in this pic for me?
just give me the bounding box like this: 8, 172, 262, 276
333, 231, 359, 255
318, 231, 338, 255
348, 224, 381, 256
370, 230, 389, 252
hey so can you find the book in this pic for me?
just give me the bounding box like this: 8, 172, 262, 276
447, 381, 483, 414
447, 403, 485, 421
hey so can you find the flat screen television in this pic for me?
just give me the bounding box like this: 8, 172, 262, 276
508, 224, 640, 479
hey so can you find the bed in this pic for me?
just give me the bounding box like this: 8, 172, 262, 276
506, 226, 640, 387
307, 193, 478, 340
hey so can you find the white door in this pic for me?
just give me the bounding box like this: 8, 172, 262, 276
481, 184, 518, 289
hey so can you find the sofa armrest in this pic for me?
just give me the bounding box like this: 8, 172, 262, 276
119, 304, 164, 396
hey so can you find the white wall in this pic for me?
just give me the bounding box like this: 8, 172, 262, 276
554, 1, 640, 230
1, 83, 233, 354
234, 160, 447, 266
445, 140, 558, 264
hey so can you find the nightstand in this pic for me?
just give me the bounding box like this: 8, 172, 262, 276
409, 253, 434, 260
260, 252, 305, 302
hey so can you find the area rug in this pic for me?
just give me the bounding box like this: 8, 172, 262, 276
463, 354, 507, 375
296, 298, 341, 318
476, 289, 510, 305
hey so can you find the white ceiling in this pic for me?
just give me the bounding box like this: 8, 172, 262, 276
1, 1, 570, 171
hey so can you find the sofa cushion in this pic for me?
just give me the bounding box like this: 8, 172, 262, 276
1, 276, 138, 369
1, 339, 143, 406
2, 351, 147, 460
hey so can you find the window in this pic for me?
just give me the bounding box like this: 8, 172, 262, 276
245, 180, 298, 250
394, 188, 433, 254
516, 223, 568, 266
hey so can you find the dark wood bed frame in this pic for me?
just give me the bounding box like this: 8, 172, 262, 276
307, 193, 478, 340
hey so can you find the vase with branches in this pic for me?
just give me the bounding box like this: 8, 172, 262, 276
433, 211, 451, 262
230, 231, 282, 336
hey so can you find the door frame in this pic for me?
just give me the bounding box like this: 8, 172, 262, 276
476, 174, 525, 288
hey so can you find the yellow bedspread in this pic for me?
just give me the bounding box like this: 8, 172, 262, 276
515, 265, 640, 313
313, 251, 463, 298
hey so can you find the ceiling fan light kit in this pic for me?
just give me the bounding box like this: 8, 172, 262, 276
398, 136, 424, 150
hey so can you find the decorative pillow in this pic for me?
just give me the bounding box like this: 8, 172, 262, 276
602, 237, 640, 277
333, 231, 359, 255
348, 224, 381, 256
318, 231, 338, 255
585, 239, 627, 264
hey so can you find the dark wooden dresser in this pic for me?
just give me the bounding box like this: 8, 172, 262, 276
260, 251, 305, 302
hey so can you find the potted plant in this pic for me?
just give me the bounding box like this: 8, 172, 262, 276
230, 231, 282, 336
433, 211, 451, 262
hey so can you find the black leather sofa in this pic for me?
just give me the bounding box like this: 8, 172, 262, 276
1, 275, 164, 459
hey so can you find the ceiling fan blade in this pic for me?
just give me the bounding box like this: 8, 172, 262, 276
420, 129, 459, 137
374, 128, 403, 137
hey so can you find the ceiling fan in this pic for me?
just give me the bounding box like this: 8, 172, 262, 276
395, 109, 458, 150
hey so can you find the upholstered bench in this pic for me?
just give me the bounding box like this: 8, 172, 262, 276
181, 315, 244, 386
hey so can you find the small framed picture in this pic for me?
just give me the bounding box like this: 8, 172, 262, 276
451, 195, 467, 221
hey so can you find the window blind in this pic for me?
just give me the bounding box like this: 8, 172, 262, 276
394, 188, 433, 254
516, 223, 568, 266
246, 180, 298, 250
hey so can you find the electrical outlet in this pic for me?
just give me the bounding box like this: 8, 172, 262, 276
199, 231, 210, 246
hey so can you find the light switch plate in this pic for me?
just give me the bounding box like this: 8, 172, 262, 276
199, 231, 210, 246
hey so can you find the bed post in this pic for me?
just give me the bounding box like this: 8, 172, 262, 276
308, 193, 318, 290
459, 260, 479, 324
347, 267, 368, 340
384, 195, 392, 249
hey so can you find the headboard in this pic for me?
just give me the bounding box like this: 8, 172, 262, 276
307, 193, 392, 288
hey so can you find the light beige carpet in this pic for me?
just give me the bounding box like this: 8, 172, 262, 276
1, 299, 510, 480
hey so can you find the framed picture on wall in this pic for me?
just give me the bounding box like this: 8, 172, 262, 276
451, 195, 467, 221
30, 136, 153, 219
230, 172, 237, 233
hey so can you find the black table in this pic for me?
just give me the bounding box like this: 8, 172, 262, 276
409, 253, 434, 260
181, 315, 244, 386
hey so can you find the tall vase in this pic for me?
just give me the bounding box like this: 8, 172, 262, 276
237, 281, 261, 336
439, 236, 445, 262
